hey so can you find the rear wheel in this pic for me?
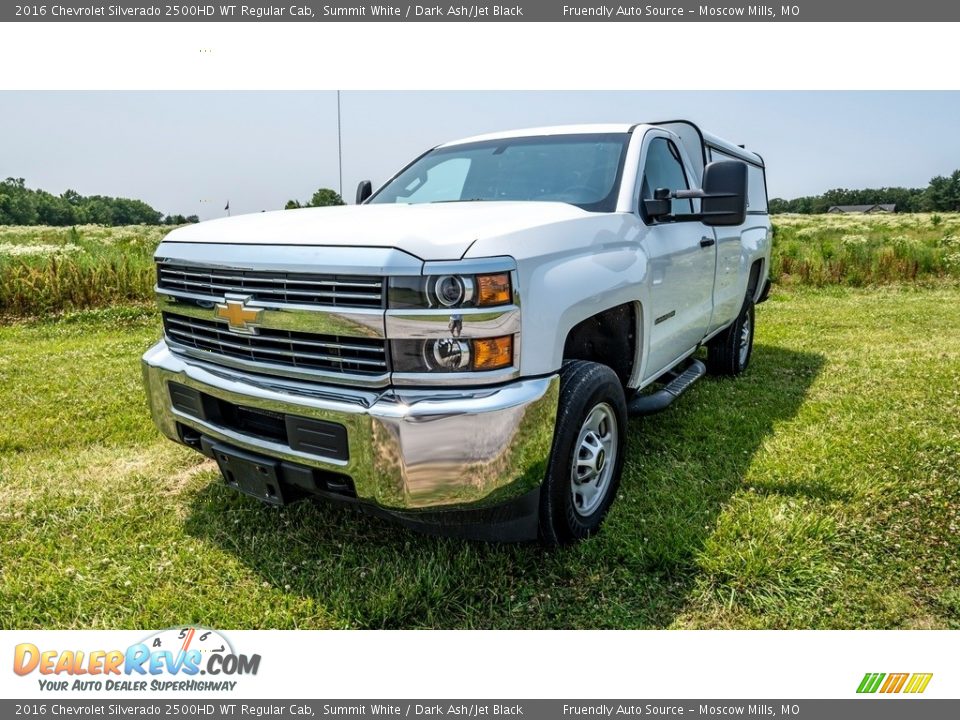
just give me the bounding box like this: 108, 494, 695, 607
707, 298, 755, 377
539, 360, 627, 545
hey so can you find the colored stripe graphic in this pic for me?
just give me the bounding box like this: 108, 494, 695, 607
904, 673, 933, 694
857, 672, 932, 694
857, 673, 885, 693
880, 673, 909, 693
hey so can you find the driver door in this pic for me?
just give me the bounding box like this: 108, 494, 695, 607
638, 133, 717, 379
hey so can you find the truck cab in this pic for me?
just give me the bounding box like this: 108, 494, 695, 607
142, 121, 771, 543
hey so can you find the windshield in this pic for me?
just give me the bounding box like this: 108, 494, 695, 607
369, 133, 630, 212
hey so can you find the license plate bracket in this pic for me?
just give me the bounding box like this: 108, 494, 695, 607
209, 442, 286, 506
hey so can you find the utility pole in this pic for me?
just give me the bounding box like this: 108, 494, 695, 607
337, 90, 343, 197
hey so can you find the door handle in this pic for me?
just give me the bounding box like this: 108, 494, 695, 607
700, 237, 716, 248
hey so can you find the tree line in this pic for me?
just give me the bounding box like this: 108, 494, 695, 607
769, 169, 960, 214
0, 178, 197, 226
285, 188, 345, 209
0, 177, 348, 226
7, 169, 960, 224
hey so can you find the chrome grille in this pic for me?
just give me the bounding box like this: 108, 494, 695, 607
162, 313, 388, 376
157, 263, 384, 308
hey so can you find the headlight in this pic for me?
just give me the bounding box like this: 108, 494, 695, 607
392, 335, 514, 373
434, 275, 474, 307
389, 273, 512, 309
429, 337, 471, 370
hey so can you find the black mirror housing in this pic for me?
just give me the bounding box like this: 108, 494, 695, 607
700, 161, 748, 226
643, 196, 671, 219
356, 180, 373, 205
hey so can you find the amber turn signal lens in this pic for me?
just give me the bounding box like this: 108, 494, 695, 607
476, 273, 511, 307
472, 335, 513, 371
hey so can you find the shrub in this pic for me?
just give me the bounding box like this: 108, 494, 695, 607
0, 225, 166, 317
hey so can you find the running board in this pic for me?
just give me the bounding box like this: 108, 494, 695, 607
628, 359, 707, 416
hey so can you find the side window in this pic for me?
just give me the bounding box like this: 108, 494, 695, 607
640, 137, 693, 219
746, 164, 768, 214
710, 148, 768, 215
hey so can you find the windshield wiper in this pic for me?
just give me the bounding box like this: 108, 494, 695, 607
428, 198, 489, 203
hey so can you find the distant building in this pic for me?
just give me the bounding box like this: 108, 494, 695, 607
826, 204, 897, 214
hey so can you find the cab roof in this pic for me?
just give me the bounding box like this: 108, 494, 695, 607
437, 122, 764, 169
437, 124, 636, 146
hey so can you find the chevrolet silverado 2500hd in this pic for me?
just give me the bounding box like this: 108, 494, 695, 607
142, 121, 772, 543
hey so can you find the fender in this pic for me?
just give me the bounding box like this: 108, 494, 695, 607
467, 213, 650, 380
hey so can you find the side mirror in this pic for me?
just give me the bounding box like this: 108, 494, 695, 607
643, 187, 672, 220
700, 161, 747, 226
356, 180, 372, 205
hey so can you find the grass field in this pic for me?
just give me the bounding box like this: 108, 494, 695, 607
0, 224, 163, 318
2, 214, 960, 317
773, 212, 960, 285
1, 286, 958, 629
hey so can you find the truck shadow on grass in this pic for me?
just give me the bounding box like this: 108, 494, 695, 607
184, 343, 823, 629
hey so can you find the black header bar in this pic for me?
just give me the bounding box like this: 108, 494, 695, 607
4, 1, 960, 23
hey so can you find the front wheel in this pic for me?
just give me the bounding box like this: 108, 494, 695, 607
539, 360, 627, 545
706, 298, 755, 377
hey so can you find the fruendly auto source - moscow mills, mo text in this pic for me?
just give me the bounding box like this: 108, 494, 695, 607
561, 5, 789, 17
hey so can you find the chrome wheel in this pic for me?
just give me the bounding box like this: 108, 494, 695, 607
738, 312, 752, 367
570, 401, 619, 517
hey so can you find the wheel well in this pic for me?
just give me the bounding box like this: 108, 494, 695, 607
562, 303, 637, 386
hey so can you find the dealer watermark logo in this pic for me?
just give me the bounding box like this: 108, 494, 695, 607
857, 672, 933, 694
13, 626, 260, 693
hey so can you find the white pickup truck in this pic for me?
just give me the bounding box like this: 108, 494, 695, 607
143, 121, 771, 544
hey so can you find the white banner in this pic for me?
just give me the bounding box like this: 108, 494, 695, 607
2, 630, 953, 699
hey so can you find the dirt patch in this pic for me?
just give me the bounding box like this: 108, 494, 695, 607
163, 459, 217, 496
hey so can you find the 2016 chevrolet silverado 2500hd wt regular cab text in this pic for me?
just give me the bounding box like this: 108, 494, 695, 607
142, 121, 772, 544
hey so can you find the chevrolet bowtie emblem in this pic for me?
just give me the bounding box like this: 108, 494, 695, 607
215, 296, 264, 334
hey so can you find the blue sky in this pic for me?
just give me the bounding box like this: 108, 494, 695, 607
2, 91, 958, 220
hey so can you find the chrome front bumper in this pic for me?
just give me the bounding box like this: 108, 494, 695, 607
142, 341, 559, 515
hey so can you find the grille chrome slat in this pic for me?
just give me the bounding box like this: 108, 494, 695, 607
163, 316, 385, 354
159, 268, 381, 289
163, 313, 388, 376
157, 262, 384, 308
161, 280, 381, 302
164, 325, 387, 366
165, 328, 387, 368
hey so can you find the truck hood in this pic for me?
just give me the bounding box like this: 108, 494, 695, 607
163, 202, 593, 261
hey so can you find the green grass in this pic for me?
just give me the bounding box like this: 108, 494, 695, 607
0, 225, 166, 318
773, 212, 960, 285
1, 287, 958, 629
2, 215, 960, 318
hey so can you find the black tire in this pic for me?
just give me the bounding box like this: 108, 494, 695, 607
706, 297, 755, 377
539, 360, 627, 545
